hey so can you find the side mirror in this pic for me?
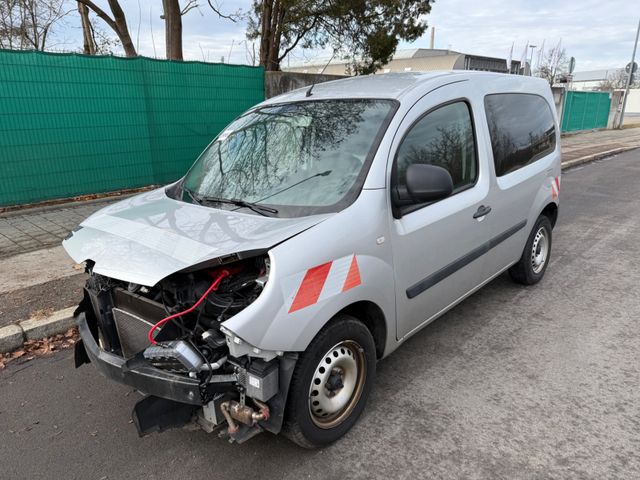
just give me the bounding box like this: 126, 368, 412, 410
405, 163, 454, 203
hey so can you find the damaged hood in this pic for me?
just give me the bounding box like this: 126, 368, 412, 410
63, 188, 331, 286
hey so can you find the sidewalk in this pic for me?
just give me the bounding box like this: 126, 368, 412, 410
561, 127, 640, 163
0, 197, 120, 259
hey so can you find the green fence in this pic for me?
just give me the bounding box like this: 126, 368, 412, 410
0, 50, 264, 206
561, 91, 611, 133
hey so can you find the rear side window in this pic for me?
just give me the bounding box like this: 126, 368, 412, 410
484, 94, 556, 176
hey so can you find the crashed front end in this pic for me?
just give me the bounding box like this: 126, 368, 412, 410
74, 255, 297, 443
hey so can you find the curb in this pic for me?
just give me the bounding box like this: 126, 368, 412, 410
0, 186, 155, 217
561, 146, 638, 170
0, 306, 76, 353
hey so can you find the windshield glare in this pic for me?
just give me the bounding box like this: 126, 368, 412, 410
182, 99, 395, 217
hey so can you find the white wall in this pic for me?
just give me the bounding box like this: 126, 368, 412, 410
625, 89, 640, 114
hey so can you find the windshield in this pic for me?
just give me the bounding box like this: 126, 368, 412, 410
181, 99, 396, 217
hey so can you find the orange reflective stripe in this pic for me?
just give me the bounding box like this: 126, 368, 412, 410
342, 255, 361, 292
288, 261, 332, 313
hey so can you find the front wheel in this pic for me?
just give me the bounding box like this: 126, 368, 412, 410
283, 315, 376, 448
509, 215, 553, 285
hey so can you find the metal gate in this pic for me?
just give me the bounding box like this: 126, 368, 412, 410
561, 91, 611, 132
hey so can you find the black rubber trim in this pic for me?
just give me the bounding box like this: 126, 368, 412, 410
406, 220, 527, 299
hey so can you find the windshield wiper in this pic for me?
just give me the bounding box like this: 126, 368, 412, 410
189, 193, 278, 216
184, 170, 331, 216
184, 187, 277, 215
183, 187, 201, 205
227, 198, 278, 216
255, 170, 332, 203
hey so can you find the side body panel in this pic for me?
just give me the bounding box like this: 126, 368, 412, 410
384, 83, 496, 340
478, 79, 562, 277
221, 188, 396, 354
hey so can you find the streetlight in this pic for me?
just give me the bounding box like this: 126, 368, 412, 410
529, 45, 537, 76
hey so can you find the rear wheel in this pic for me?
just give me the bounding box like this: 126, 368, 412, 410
509, 215, 553, 285
283, 315, 376, 448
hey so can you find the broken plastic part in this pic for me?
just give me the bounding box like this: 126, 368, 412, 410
132, 396, 197, 436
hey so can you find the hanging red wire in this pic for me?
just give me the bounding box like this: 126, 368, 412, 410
147, 269, 231, 345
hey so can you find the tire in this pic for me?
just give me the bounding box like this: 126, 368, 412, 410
283, 315, 376, 448
509, 215, 553, 285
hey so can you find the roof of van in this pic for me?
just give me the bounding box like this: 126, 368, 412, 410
262, 71, 549, 105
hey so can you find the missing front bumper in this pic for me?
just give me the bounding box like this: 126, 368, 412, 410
76, 312, 203, 405
75, 307, 299, 439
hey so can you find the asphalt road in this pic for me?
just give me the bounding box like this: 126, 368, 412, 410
2, 150, 640, 480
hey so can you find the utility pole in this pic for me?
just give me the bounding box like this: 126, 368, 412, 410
618, 18, 640, 129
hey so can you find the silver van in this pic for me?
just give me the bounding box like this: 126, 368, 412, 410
64, 71, 561, 448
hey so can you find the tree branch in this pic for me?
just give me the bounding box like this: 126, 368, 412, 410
76, 0, 117, 31
181, 0, 199, 16
278, 17, 318, 62
207, 0, 238, 22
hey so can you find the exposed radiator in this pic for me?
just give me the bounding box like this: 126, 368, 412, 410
112, 307, 156, 359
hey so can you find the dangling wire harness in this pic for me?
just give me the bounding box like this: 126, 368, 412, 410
147, 269, 231, 345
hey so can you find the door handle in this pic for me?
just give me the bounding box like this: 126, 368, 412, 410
473, 205, 492, 219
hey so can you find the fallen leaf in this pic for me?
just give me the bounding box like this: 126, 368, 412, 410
0, 328, 78, 368
29, 308, 54, 320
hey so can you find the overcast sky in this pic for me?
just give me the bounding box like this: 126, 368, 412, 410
57, 0, 638, 72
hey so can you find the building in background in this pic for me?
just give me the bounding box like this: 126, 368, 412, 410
285, 48, 521, 75
570, 69, 624, 91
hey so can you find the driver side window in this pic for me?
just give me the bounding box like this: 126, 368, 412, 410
395, 101, 477, 206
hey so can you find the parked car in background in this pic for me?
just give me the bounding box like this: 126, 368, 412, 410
63, 71, 561, 448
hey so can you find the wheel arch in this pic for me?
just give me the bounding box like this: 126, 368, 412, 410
336, 301, 387, 359
540, 202, 558, 228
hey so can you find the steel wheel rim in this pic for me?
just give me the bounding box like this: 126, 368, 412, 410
531, 226, 549, 274
308, 340, 367, 429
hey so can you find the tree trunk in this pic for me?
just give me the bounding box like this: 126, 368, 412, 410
77, 2, 95, 55
107, 0, 136, 57
259, 0, 281, 71
162, 0, 182, 60
77, 0, 137, 56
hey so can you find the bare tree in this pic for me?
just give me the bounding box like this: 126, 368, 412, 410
0, 0, 20, 49
598, 69, 639, 91
76, 0, 136, 56
161, 1, 202, 61
0, 0, 71, 51
162, 0, 183, 60
78, 2, 95, 54
158, 1, 243, 61
77, 1, 118, 55
535, 45, 570, 86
